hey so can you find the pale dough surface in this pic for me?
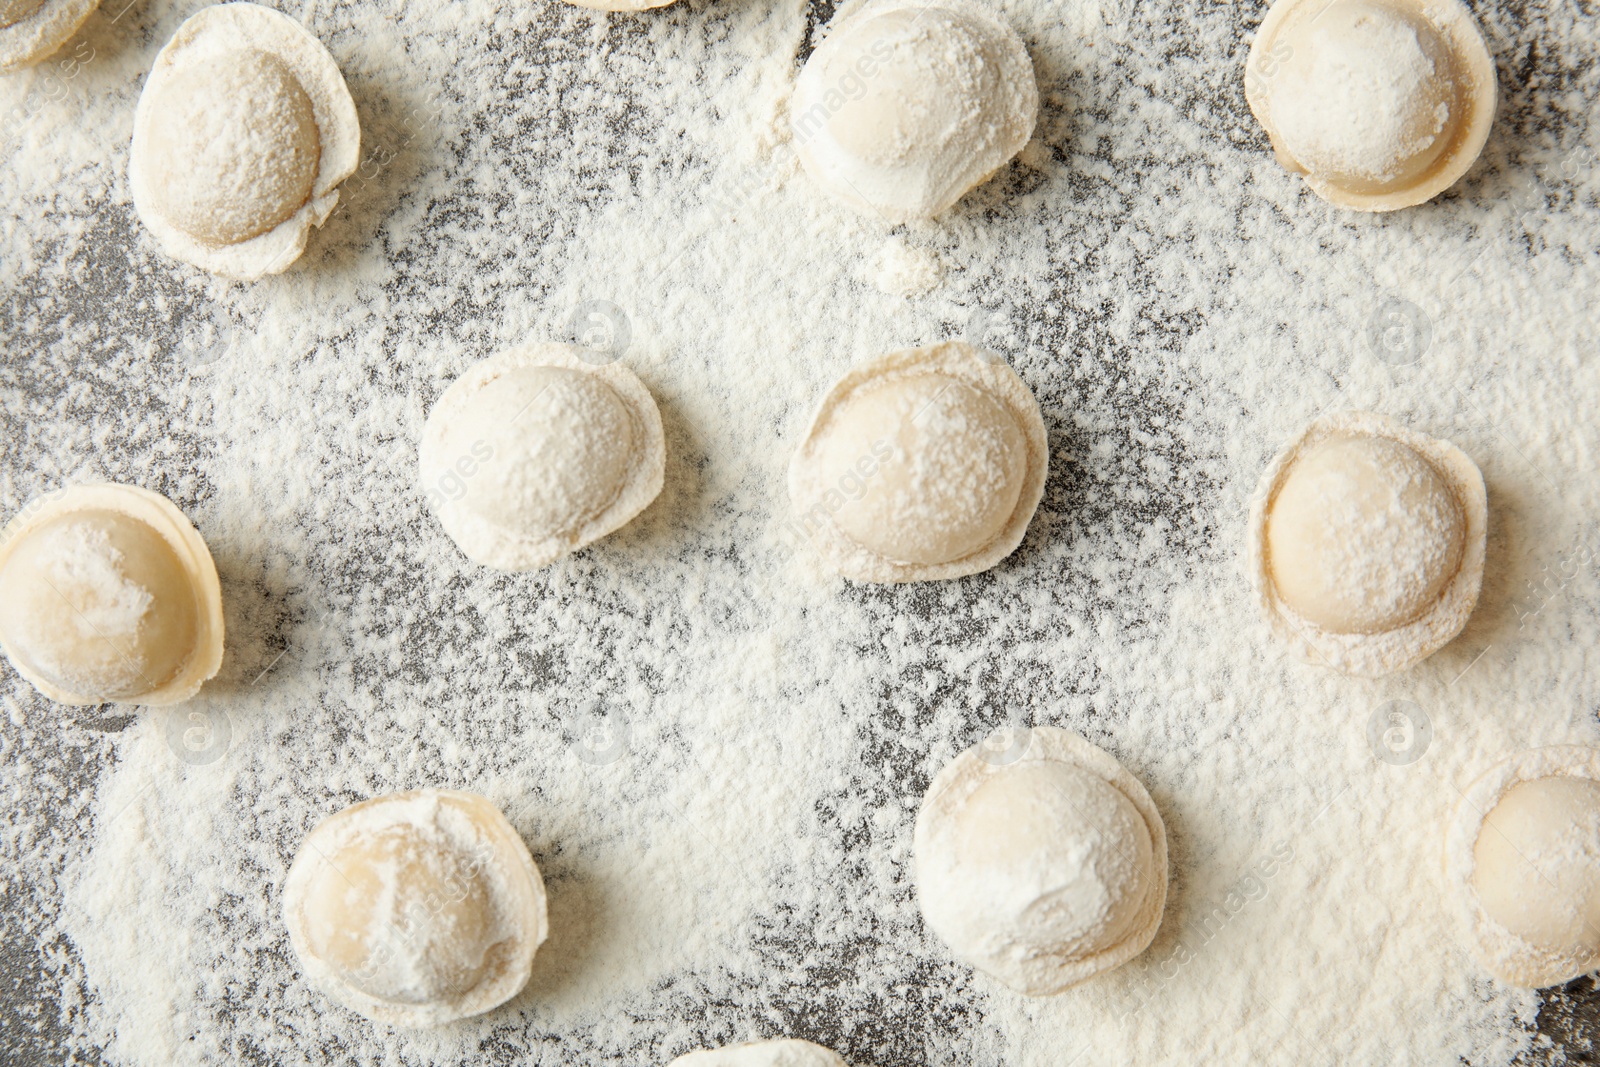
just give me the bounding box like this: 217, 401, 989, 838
1245, 0, 1496, 210
792, 0, 1037, 221
0, 485, 223, 706
914, 727, 1168, 995
283, 789, 549, 1027
129, 3, 360, 278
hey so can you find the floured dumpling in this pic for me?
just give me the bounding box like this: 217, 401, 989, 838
419, 344, 666, 570
914, 726, 1168, 994
560, 0, 678, 11
1245, 0, 1495, 211
1445, 747, 1600, 988
129, 3, 360, 279
791, 0, 1037, 221
1248, 411, 1485, 676
787, 341, 1047, 583
0, 484, 224, 706
283, 789, 548, 1026
0, 0, 96, 70
670, 1039, 848, 1066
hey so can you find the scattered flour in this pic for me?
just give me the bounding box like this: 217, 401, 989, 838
870, 237, 943, 297
1, 0, 1598, 1065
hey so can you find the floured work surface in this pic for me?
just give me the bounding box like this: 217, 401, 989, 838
1, 0, 1598, 1063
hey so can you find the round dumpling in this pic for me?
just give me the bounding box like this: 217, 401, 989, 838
129, 3, 360, 279
0, 485, 224, 706
560, 0, 678, 11
1445, 747, 1600, 988
813, 373, 1027, 566
0, 0, 97, 72
1266, 433, 1465, 635
791, 0, 1037, 221
298, 826, 497, 1004
786, 342, 1047, 583
141, 49, 321, 246
446, 366, 636, 537
1248, 411, 1485, 676
1272, 1, 1457, 193
914, 726, 1168, 994
283, 789, 548, 1026
1244, 0, 1495, 211
419, 344, 666, 571
1474, 778, 1600, 959
670, 1040, 849, 1066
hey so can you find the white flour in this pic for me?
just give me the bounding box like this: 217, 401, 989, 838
1265, 3, 1454, 187
1, 0, 1598, 1064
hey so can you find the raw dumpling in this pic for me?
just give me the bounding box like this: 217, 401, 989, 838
419, 344, 666, 570
914, 726, 1168, 994
129, 3, 360, 279
560, 0, 678, 11
1248, 411, 1485, 676
283, 788, 549, 1026
0, 484, 224, 705
790, 0, 1037, 221
0, 0, 96, 71
787, 341, 1048, 583
670, 1039, 848, 1066
1245, 0, 1495, 211
1444, 747, 1600, 988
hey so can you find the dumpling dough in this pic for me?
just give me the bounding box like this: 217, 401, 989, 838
791, 0, 1037, 221
419, 344, 665, 570
129, 3, 360, 279
670, 1040, 848, 1066
1245, 0, 1495, 211
787, 341, 1048, 583
1268, 434, 1464, 634
914, 726, 1168, 995
0, 0, 96, 72
283, 789, 548, 1026
144, 49, 320, 246
560, 0, 678, 11
0, 484, 224, 706
1248, 411, 1485, 677
1445, 747, 1600, 988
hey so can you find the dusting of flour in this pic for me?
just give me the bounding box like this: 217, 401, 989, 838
1, 0, 1598, 1064
871, 237, 943, 297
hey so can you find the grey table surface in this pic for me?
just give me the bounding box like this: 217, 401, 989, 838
3, 0, 1600, 1062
